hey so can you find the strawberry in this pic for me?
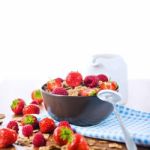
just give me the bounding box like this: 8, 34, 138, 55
53, 126, 73, 146
99, 81, 118, 91
79, 88, 97, 96
66, 71, 83, 87
31, 89, 43, 104
21, 114, 38, 129
23, 104, 40, 115
39, 117, 55, 133
67, 133, 89, 150
0, 128, 17, 148
97, 74, 108, 82
47, 78, 63, 91
11, 98, 25, 115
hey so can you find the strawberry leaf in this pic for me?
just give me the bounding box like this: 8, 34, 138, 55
11, 99, 19, 109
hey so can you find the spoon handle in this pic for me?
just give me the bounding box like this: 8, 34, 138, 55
113, 107, 137, 150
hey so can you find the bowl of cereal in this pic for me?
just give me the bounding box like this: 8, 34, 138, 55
41, 71, 118, 126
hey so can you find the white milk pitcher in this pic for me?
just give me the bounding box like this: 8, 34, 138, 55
86, 54, 128, 104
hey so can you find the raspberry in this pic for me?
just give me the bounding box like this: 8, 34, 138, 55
58, 121, 71, 128
30, 100, 39, 105
84, 75, 98, 88
66, 71, 83, 87
55, 78, 63, 83
7, 121, 19, 133
52, 87, 68, 95
97, 74, 108, 82
32, 132, 46, 147
22, 125, 33, 137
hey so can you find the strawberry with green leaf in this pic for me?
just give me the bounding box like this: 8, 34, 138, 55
53, 126, 74, 146
11, 98, 25, 115
21, 114, 38, 129
31, 89, 43, 104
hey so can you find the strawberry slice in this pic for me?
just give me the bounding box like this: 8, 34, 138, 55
47, 78, 63, 91
80, 88, 97, 96
99, 81, 118, 91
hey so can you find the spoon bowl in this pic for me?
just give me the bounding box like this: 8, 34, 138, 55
97, 90, 137, 150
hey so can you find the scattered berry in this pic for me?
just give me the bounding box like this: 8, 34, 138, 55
0, 128, 17, 148
22, 125, 33, 137
58, 121, 71, 128
53, 126, 73, 146
52, 87, 68, 96
31, 89, 43, 104
7, 121, 19, 133
21, 114, 38, 129
97, 74, 108, 82
23, 104, 40, 115
66, 71, 83, 87
84, 75, 98, 88
39, 117, 55, 133
67, 133, 90, 150
11, 98, 25, 115
32, 132, 46, 147
30, 100, 39, 105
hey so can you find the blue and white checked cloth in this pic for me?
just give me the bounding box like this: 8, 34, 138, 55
40, 105, 150, 146
72, 105, 150, 146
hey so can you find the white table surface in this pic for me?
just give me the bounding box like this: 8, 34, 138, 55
0, 79, 149, 113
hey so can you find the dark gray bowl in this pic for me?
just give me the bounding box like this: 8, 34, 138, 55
41, 84, 113, 126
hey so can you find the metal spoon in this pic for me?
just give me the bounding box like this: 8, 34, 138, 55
97, 90, 137, 150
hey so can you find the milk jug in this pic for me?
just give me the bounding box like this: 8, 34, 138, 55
86, 54, 128, 104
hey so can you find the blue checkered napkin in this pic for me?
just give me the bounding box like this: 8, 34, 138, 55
71, 105, 150, 146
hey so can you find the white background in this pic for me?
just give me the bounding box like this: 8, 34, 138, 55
0, 0, 150, 80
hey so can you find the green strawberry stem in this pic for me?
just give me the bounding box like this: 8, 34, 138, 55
11, 99, 19, 109
35, 90, 42, 99
60, 127, 73, 143
24, 115, 35, 124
